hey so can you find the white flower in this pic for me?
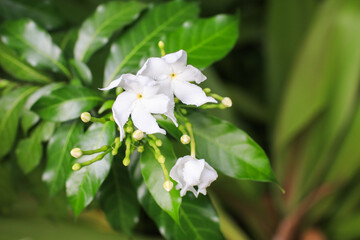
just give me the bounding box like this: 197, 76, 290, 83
102, 74, 170, 141
169, 155, 218, 197
138, 50, 216, 107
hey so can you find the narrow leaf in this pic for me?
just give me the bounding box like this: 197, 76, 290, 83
15, 134, 42, 174
0, 19, 70, 77
31, 85, 103, 122
66, 122, 115, 217
43, 121, 83, 196
104, 1, 199, 86
0, 86, 37, 159
74, 1, 147, 62
165, 14, 239, 68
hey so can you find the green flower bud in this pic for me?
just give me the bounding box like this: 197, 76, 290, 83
80, 112, 91, 123
70, 148, 82, 158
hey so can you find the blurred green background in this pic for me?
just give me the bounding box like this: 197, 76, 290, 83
1, 0, 360, 239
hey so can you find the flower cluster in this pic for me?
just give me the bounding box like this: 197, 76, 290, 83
72, 45, 232, 198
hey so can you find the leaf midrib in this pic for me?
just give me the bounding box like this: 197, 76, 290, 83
106, 3, 194, 83
37, 96, 102, 111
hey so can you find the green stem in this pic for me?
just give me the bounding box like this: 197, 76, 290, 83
91, 117, 107, 124
185, 122, 196, 157
82, 145, 109, 155
80, 148, 111, 167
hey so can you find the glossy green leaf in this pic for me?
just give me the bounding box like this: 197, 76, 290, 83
69, 59, 92, 86
159, 112, 278, 185
21, 109, 39, 135
25, 82, 65, 109
165, 14, 239, 68
140, 135, 181, 223
32, 121, 56, 142
15, 134, 42, 174
0, 86, 37, 159
66, 122, 115, 217
99, 160, 140, 235
104, 1, 199, 86
0, 42, 52, 83
74, 1, 147, 62
0, 19, 70, 77
129, 152, 224, 240
43, 121, 83, 196
32, 85, 103, 122
0, 0, 66, 30
98, 100, 114, 114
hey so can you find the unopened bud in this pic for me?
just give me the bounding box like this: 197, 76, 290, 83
132, 130, 144, 140
70, 148, 82, 158
155, 139, 162, 147
181, 109, 187, 115
72, 163, 81, 171
123, 157, 130, 166
137, 146, 144, 153
158, 41, 165, 49
125, 126, 133, 133
222, 97, 232, 107
204, 88, 211, 94
109, 115, 114, 121
180, 135, 191, 144
157, 155, 165, 164
80, 112, 91, 122
163, 180, 173, 192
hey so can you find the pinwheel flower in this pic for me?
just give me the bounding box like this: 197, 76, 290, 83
169, 155, 218, 197
138, 50, 216, 107
102, 74, 170, 141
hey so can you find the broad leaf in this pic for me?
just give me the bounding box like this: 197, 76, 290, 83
69, 59, 92, 86
129, 152, 224, 240
32, 121, 56, 142
159, 112, 279, 185
32, 85, 103, 122
0, 0, 66, 30
98, 100, 114, 114
165, 14, 239, 68
99, 160, 140, 235
0, 19, 70, 77
0, 42, 52, 83
74, 1, 147, 62
104, 1, 199, 86
25, 82, 65, 109
66, 122, 115, 217
0, 86, 37, 159
140, 135, 181, 223
21, 109, 39, 135
43, 121, 83, 196
15, 134, 42, 174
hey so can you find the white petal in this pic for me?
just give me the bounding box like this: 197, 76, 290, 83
162, 50, 187, 73
198, 162, 218, 195
123, 75, 155, 93
170, 156, 190, 189
183, 159, 205, 186
138, 57, 172, 81
176, 65, 206, 84
131, 102, 165, 135
141, 94, 169, 114
100, 73, 135, 90
172, 81, 217, 106
112, 91, 137, 141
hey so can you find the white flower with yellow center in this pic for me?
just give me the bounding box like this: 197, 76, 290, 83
102, 74, 170, 141
169, 155, 218, 197
138, 50, 216, 107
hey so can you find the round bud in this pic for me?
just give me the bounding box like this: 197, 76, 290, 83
222, 97, 232, 107
123, 158, 130, 166
155, 139, 162, 147
157, 155, 165, 164
163, 180, 173, 192
125, 126, 133, 133
180, 109, 187, 115
137, 146, 144, 153
80, 112, 91, 122
72, 163, 81, 171
180, 135, 191, 144
203, 88, 211, 94
70, 148, 82, 158
132, 130, 144, 141
158, 41, 165, 49
109, 115, 114, 121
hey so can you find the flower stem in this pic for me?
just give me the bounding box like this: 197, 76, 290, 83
185, 122, 196, 157
80, 148, 112, 167
81, 145, 110, 155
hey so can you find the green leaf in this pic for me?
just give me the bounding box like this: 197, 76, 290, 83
165, 14, 239, 68
0, 19, 70, 77
140, 135, 181, 223
15, 134, 42, 174
32, 121, 56, 142
69, 59, 93, 86
98, 100, 114, 114
21, 109, 39, 135
104, 1, 199, 87
25, 82, 65, 109
32, 85, 103, 122
43, 121, 83, 196
159, 112, 279, 185
129, 152, 224, 240
74, 1, 147, 63
0, 86, 37, 159
99, 160, 140, 235
66, 122, 115, 217
0, 0, 66, 30
0, 42, 52, 83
